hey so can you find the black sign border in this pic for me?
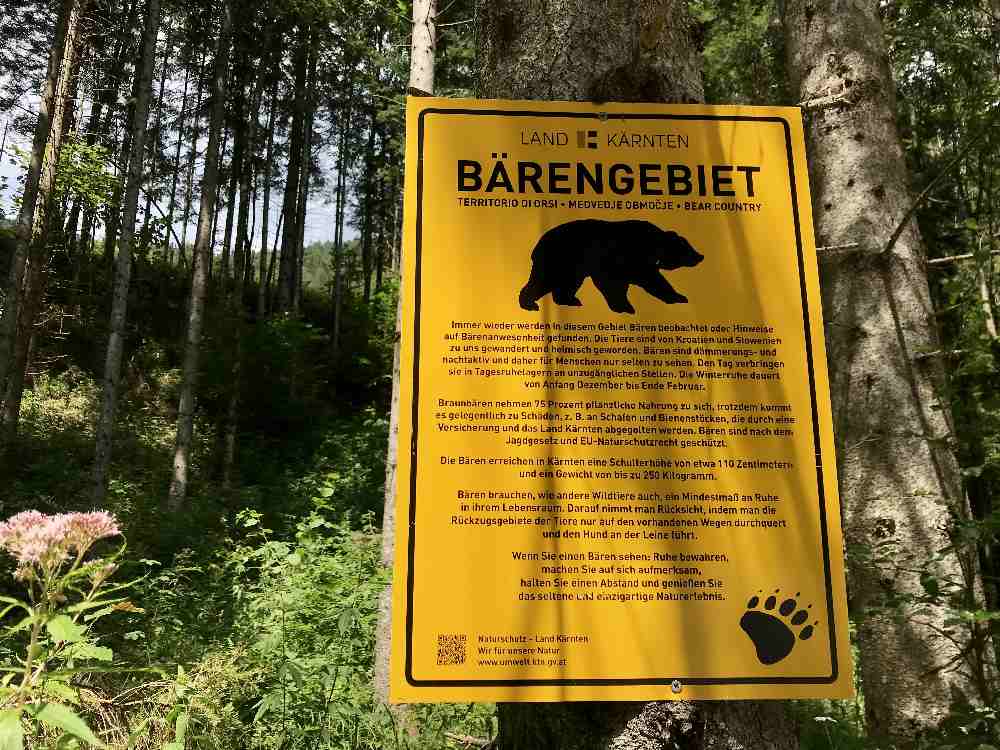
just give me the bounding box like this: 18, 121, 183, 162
404, 107, 839, 689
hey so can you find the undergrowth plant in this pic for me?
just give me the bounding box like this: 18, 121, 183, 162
0, 510, 134, 749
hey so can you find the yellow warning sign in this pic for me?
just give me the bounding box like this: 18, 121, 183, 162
390, 97, 853, 702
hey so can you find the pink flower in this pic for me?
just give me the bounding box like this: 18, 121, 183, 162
63, 512, 120, 552
0, 510, 120, 571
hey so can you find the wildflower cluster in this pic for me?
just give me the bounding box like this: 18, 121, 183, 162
0, 510, 120, 581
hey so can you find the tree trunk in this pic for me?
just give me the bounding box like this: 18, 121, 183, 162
331, 126, 347, 355
257, 76, 278, 317
1, 0, 87, 444
179, 50, 208, 268
209, 125, 232, 282
375, 176, 386, 292
141, 19, 172, 248
0, 0, 78, 412
475, 2, 796, 748
409, 0, 436, 94
266, 209, 283, 307
293, 44, 316, 313
168, 2, 232, 510
219, 133, 240, 287
165, 47, 192, 265
375, 0, 435, 710
104, 54, 144, 274
276, 28, 308, 312
93, 0, 161, 503
361, 116, 376, 306
781, 0, 988, 740
220, 69, 260, 489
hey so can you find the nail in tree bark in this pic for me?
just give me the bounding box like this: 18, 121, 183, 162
93, 0, 161, 503
782, 0, 987, 739
168, 2, 232, 510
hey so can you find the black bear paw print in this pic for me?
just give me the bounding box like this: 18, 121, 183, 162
739, 589, 817, 665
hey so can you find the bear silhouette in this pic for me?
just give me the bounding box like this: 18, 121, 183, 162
518, 219, 704, 314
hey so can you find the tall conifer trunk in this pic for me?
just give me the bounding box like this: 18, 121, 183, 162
374, 0, 436, 704
93, 0, 161, 502
179, 51, 208, 267
2, 0, 88, 442
0, 0, 79, 419
168, 2, 232, 509
276, 28, 308, 312
141, 20, 172, 246
293, 42, 316, 314
477, 2, 796, 747
165, 48, 192, 265
781, 0, 987, 739
257, 75, 278, 317
220, 68, 261, 488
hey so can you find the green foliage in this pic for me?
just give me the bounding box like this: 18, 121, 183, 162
55, 137, 116, 216
0, 511, 139, 749
690, 0, 787, 105
225, 510, 388, 748
115, 507, 492, 749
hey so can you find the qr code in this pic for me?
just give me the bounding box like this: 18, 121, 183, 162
437, 634, 467, 666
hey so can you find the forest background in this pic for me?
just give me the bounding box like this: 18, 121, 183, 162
0, 0, 998, 748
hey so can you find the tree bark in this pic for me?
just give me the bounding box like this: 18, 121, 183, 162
781, 0, 988, 740
93, 0, 161, 503
330, 125, 347, 355
361, 115, 376, 306
168, 2, 232, 510
0, 0, 78, 414
374, 2, 433, 702
476, 2, 796, 748
220, 68, 261, 489
165, 45, 192, 265
293, 42, 316, 313
179, 50, 208, 268
141, 19, 172, 248
276, 27, 308, 313
409, 0, 436, 94
257, 75, 278, 317
1, 0, 88, 443
219, 131, 241, 287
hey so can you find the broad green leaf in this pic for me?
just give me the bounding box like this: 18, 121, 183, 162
46, 616, 86, 644
41, 679, 80, 705
66, 643, 113, 662
29, 703, 104, 747
174, 712, 189, 743
0, 710, 22, 750
338, 608, 355, 635
66, 597, 127, 614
